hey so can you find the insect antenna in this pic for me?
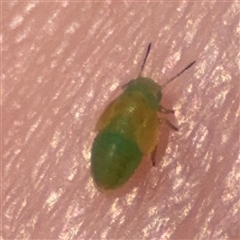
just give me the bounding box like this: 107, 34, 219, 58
162, 61, 196, 88
138, 43, 152, 77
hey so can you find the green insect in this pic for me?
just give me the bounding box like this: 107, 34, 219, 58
91, 43, 195, 190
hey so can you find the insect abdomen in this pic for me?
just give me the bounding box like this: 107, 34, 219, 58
91, 129, 142, 189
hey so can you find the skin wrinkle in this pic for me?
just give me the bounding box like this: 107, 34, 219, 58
2, 2, 239, 240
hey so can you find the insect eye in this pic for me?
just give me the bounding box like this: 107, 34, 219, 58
122, 79, 135, 90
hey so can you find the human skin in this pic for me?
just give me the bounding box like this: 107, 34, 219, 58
2, 2, 239, 239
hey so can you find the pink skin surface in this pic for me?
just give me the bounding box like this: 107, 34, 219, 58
2, 2, 239, 239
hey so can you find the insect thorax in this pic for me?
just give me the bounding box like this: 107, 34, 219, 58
124, 77, 162, 109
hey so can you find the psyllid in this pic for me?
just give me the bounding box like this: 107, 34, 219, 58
91, 43, 195, 189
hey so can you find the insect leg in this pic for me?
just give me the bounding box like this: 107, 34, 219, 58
151, 146, 158, 167
160, 118, 179, 131
158, 105, 175, 114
